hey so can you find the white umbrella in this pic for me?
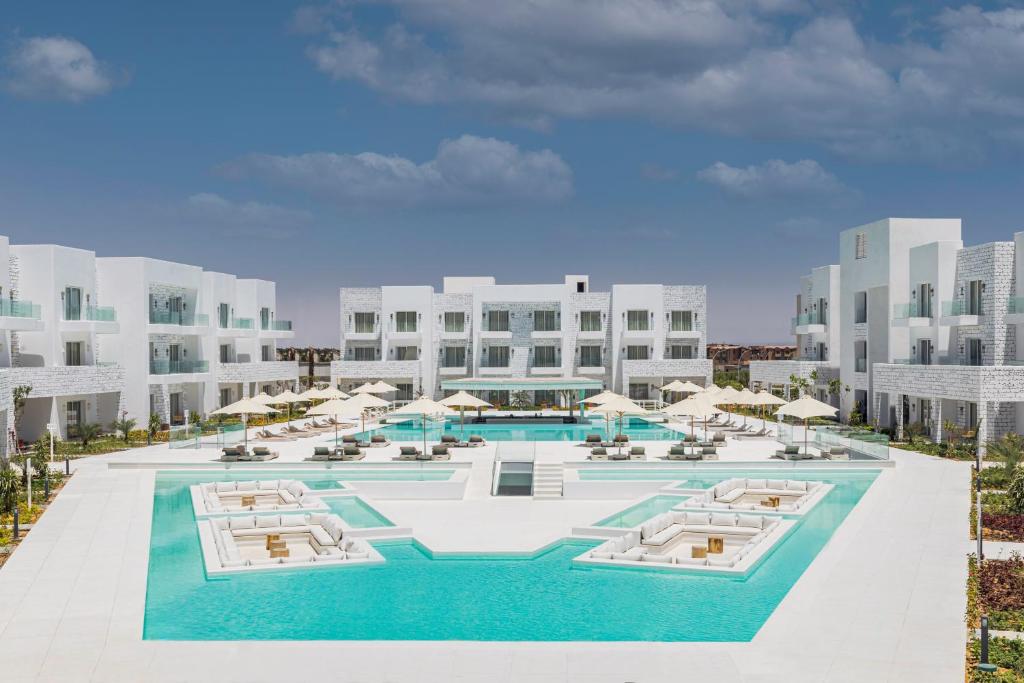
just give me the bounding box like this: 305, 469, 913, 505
210, 398, 278, 452
733, 388, 760, 427
369, 381, 399, 394
388, 397, 456, 456
439, 391, 492, 436
350, 382, 379, 394
579, 390, 621, 405
590, 396, 649, 456
251, 391, 276, 405
751, 390, 788, 431
340, 393, 390, 434
307, 397, 354, 444
268, 389, 305, 426
776, 395, 838, 456
664, 395, 718, 450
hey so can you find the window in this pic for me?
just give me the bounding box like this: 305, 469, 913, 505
967, 280, 984, 316
260, 307, 270, 330
354, 312, 376, 333
64, 287, 82, 321
854, 291, 868, 324
65, 341, 83, 366
628, 383, 649, 400
670, 310, 693, 332
66, 400, 84, 438
533, 310, 558, 332
967, 338, 982, 366
396, 383, 414, 401
218, 303, 230, 328
395, 311, 417, 333
219, 344, 230, 363
533, 346, 557, 367
854, 340, 867, 373
816, 297, 828, 324
918, 283, 932, 318
261, 345, 271, 362
353, 346, 376, 361
579, 345, 602, 367
394, 346, 418, 361
576, 281, 586, 293
626, 345, 649, 360
579, 311, 601, 332
443, 346, 466, 368
626, 310, 649, 331
667, 344, 692, 359
219, 388, 232, 408
444, 311, 465, 333
855, 232, 867, 259
918, 339, 931, 365
487, 346, 510, 367
535, 390, 558, 405
487, 310, 510, 332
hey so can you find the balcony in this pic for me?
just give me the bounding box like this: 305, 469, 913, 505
62, 305, 119, 334
791, 313, 827, 336
480, 329, 513, 340
217, 316, 257, 338
149, 359, 210, 376
621, 325, 654, 340
873, 362, 1024, 404
149, 311, 209, 334
388, 325, 421, 343
1008, 297, 1024, 324
666, 325, 701, 340
939, 300, 982, 327
891, 303, 932, 328
530, 328, 562, 340
440, 326, 469, 340
576, 365, 606, 375
0, 299, 44, 331
438, 365, 468, 376
260, 319, 295, 339
345, 323, 381, 341
529, 364, 563, 376
576, 327, 604, 340
478, 363, 512, 376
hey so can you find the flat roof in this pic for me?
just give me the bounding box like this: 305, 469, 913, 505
440, 377, 603, 391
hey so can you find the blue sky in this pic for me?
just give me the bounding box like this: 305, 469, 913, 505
4, 1, 1024, 345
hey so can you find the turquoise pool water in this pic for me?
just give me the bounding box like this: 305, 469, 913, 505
578, 469, 840, 489
144, 469, 878, 641
596, 494, 690, 528
211, 469, 454, 489
357, 417, 683, 442
326, 497, 394, 528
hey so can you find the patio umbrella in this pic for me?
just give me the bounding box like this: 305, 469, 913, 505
752, 390, 788, 431
578, 391, 621, 436
369, 381, 399, 394
439, 391, 492, 436
733, 388, 760, 427
660, 380, 688, 405
340, 393, 391, 434
318, 387, 350, 400
590, 396, 649, 456
250, 391, 275, 404
775, 395, 838, 456
388, 397, 456, 457
210, 398, 278, 453
350, 382, 379, 394
307, 397, 355, 445
664, 395, 719, 451
268, 389, 305, 427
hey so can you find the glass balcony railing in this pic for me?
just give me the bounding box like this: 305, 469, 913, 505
84, 305, 117, 322
892, 303, 932, 319
271, 320, 292, 331
942, 300, 983, 317
1009, 298, 1024, 315
0, 299, 41, 319
232, 317, 254, 330
149, 359, 209, 375
791, 313, 827, 327
855, 358, 867, 373
150, 311, 208, 326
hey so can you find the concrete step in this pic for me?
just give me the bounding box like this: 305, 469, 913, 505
532, 463, 564, 499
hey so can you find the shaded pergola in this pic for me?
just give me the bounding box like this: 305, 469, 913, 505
439, 376, 604, 419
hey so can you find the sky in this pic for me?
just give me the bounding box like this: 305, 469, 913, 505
3, 1, 1024, 346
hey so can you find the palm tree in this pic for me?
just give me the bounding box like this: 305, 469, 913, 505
77, 423, 101, 449
0, 468, 20, 514
111, 412, 136, 442
986, 433, 1023, 474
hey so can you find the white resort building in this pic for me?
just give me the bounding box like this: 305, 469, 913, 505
331, 275, 712, 405
752, 217, 1024, 452
0, 234, 298, 448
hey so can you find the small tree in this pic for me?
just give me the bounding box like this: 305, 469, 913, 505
827, 378, 843, 407
1008, 467, 1024, 514
788, 374, 810, 397
510, 391, 531, 410
112, 412, 137, 443
987, 433, 1024, 475
77, 423, 101, 449
904, 421, 927, 446
148, 412, 161, 438
0, 467, 20, 514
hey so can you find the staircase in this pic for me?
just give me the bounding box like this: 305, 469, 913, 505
532, 462, 564, 499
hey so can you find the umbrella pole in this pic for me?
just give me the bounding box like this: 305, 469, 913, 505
461, 406, 465, 437
243, 413, 248, 453
422, 414, 427, 457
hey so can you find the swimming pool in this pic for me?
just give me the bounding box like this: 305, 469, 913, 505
595, 494, 690, 528
577, 469, 836, 489
326, 497, 394, 528
358, 417, 683, 442
144, 469, 878, 641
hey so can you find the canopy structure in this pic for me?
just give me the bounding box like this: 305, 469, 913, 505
350, 382, 379, 394
308, 398, 356, 444
439, 391, 492, 435
388, 398, 456, 456
250, 392, 275, 405
268, 389, 305, 426
210, 398, 278, 451
441, 376, 604, 419
590, 396, 649, 456
751, 390, 788, 431
776, 395, 838, 455
369, 381, 399, 394
579, 390, 621, 406
341, 393, 390, 433
664, 395, 718, 449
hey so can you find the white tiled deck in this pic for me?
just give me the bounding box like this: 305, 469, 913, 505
0, 417, 970, 682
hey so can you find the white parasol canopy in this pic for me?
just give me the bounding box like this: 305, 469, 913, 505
210, 398, 278, 451
775, 395, 838, 455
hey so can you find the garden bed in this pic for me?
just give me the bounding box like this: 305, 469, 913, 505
967, 554, 1024, 680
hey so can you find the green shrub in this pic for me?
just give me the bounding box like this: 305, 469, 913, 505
1008, 468, 1024, 514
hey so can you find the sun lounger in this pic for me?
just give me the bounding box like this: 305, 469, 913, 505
610, 450, 630, 461
431, 445, 451, 461
667, 446, 688, 460
629, 446, 645, 460
286, 425, 316, 438
220, 447, 241, 462
827, 447, 849, 461
311, 446, 330, 461
340, 446, 365, 461
251, 446, 279, 461
702, 446, 717, 457
613, 434, 630, 444
342, 434, 371, 448
467, 435, 486, 447
397, 446, 420, 461
369, 435, 390, 447
584, 434, 603, 445
712, 433, 726, 443
416, 450, 433, 461
686, 450, 703, 461
590, 447, 608, 460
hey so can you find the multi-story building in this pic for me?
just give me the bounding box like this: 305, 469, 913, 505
97, 258, 298, 428
332, 275, 711, 404
756, 217, 1024, 452
750, 264, 841, 403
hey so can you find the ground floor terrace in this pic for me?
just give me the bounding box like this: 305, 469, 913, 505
0, 412, 971, 682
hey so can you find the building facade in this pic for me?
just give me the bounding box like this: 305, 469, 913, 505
754, 217, 1024, 452
331, 275, 712, 404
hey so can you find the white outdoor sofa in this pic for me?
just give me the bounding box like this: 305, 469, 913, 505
577, 511, 793, 574
192, 479, 328, 516
679, 478, 831, 514
203, 512, 382, 574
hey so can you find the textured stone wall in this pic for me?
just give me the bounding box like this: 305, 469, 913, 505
9, 365, 126, 398
949, 242, 1016, 365
216, 360, 299, 383
662, 286, 707, 357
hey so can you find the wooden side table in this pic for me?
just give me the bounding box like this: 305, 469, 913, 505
241, 495, 256, 507
265, 533, 281, 550
707, 536, 724, 554
691, 546, 708, 559
269, 547, 290, 558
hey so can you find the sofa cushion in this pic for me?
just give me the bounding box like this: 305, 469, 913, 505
279, 490, 297, 504
212, 518, 229, 531
256, 515, 281, 528
310, 527, 334, 546
215, 481, 236, 493
221, 559, 246, 568
685, 512, 711, 527
710, 513, 737, 527
786, 480, 807, 492
258, 480, 279, 491
737, 514, 763, 529
300, 496, 323, 509
642, 553, 673, 563
766, 479, 786, 491
676, 556, 707, 566
591, 550, 613, 560
229, 515, 256, 530
746, 478, 766, 490
347, 551, 370, 560
717, 489, 744, 503
707, 556, 735, 567
236, 480, 258, 492
287, 482, 305, 497
280, 514, 306, 528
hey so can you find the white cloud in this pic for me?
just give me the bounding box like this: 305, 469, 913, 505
3, 36, 120, 102
295, 2, 1024, 161
697, 159, 850, 198
218, 135, 573, 206
182, 193, 311, 236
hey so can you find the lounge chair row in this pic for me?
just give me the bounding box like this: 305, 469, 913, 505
309, 446, 366, 461
396, 446, 452, 461
220, 446, 278, 462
